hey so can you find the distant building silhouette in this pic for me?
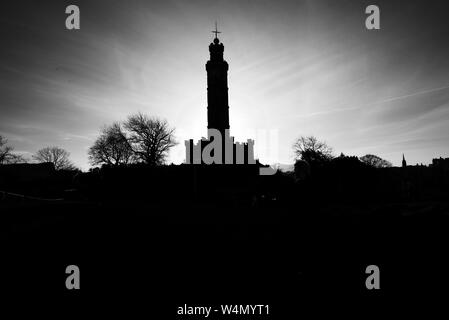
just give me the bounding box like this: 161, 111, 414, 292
402, 154, 407, 168
431, 157, 449, 169
185, 27, 255, 165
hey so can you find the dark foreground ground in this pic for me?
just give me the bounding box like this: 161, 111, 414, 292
1, 199, 449, 316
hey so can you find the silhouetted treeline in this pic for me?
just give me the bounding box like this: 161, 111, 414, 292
294, 154, 449, 206
1, 130, 449, 214
2, 155, 449, 211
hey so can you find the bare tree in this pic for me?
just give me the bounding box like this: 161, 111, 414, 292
359, 154, 392, 168
0, 135, 27, 164
0, 135, 13, 164
293, 136, 333, 164
33, 146, 76, 170
124, 113, 177, 166
88, 122, 134, 167
5, 153, 27, 164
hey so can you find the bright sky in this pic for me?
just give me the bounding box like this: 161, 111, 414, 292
1, 0, 449, 170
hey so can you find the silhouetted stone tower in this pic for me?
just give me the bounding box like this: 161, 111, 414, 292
184, 25, 255, 165
402, 154, 407, 168
206, 23, 229, 138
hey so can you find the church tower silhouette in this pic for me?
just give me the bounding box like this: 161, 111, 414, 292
206, 28, 230, 137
